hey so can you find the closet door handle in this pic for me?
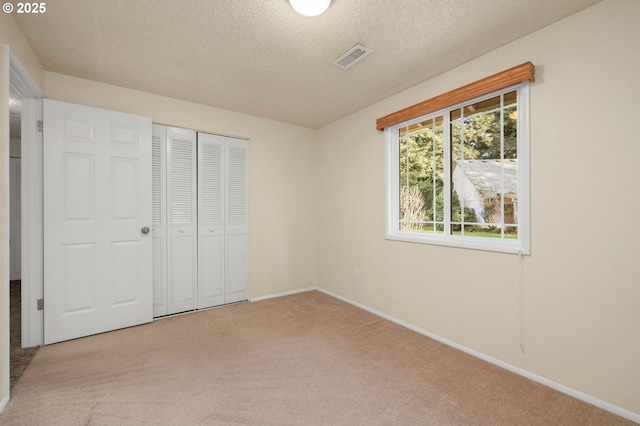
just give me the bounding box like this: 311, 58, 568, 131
141, 226, 150, 234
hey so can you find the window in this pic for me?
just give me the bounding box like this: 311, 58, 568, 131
384, 82, 530, 254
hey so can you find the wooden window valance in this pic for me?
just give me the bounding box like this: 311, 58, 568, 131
376, 62, 535, 131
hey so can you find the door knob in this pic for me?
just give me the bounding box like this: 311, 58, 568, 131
141, 226, 150, 234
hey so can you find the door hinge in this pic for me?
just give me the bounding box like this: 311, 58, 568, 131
37, 299, 44, 310
36, 120, 43, 132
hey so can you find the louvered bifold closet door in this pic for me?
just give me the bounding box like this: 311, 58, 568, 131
167, 127, 198, 314
197, 133, 225, 309
152, 124, 168, 317
225, 137, 248, 303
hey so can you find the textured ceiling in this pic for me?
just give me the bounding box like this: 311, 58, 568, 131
13, 0, 601, 129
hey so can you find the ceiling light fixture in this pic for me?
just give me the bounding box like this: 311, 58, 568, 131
289, 0, 331, 17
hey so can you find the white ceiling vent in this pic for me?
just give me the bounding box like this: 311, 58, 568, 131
333, 44, 372, 69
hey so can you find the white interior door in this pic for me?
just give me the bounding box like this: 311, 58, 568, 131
151, 124, 168, 317
167, 127, 198, 314
224, 138, 248, 304
10, 158, 21, 280
197, 133, 225, 309
43, 99, 153, 345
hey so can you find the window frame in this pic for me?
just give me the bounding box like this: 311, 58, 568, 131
384, 81, 530, 255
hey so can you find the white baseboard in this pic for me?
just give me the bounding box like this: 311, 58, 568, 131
316, 287, 640, 424
249, 287, 316, 303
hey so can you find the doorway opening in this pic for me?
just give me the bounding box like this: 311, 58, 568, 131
4, 47, 44, 399
8, 88, 38, 387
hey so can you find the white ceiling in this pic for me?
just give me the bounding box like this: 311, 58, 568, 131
13, 0, 600, 129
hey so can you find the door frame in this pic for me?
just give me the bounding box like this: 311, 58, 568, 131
3, 45, 43, 405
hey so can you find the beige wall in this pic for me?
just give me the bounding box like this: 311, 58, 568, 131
0, 12, 45, 406
45, 72, 318, 301
316, 0, 640, 417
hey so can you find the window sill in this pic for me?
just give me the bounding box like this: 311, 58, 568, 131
385, 232, 529, 255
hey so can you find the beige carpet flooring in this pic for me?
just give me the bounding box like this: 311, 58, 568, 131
1, 291, 634, 425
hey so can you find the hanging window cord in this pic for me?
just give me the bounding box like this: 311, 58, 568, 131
518, 249, 525, 353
